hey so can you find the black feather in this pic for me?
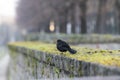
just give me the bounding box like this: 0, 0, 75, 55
57, 39, 77, 54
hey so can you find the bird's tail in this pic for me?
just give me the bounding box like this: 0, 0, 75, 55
68, 48, 77, 54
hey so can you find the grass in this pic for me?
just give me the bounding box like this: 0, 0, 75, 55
8, 41, 120, 67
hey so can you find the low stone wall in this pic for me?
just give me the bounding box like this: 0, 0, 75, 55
8, 45, 120, 80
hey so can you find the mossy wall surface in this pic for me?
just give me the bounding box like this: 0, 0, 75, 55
8, 42, 120, 80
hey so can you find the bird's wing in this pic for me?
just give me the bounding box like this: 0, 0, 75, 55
60, 41, 70, 47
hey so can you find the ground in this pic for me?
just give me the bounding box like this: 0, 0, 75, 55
0, 54, 10, 80
0, 46, 10, 80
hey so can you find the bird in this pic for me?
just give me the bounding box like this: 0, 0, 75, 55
56, 39, 77, 54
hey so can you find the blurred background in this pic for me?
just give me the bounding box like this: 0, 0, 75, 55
0, 0, 120, 43
0, 0, 120, 80
0, 0, 120, 42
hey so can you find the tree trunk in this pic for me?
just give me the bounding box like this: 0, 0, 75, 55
115, 0, 120, 34
79, 0, 87, 34
70, 3, 75, 33
94, 0, 107, 34
74, 2, 80, 34
59, 9, 68, 33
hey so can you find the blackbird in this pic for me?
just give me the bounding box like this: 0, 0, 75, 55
57, 39, 77, 54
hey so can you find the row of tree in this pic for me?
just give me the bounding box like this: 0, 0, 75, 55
115, 0, 120, 34
16, 0, 120, 34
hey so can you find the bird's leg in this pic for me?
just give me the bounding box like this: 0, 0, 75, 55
61, 52, 63, 55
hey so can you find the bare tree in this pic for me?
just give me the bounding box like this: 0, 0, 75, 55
79, 0, 88, 34
16, 0, 117, 34
16, 0, 53, 32
50, 0, 73, 33
94, 0, 107, 34
115, 0, 120, 34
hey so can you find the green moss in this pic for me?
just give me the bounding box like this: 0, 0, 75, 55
54, 67, 60, 78
47, 74, 50, 78
30, 58, 37, 77
41, 66, 44, 75
69, 73, 74, 78
8, 42, 120, 67
41, 69, 44, 75
46, 55, 52, 64
78, 62, 83, 76
70, 65, 74, 71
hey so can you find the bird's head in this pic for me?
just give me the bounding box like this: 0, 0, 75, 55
57, 39, 62, 43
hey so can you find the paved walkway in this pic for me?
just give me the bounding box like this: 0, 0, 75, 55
0, 54, 10, 80
48, 76, 120, 80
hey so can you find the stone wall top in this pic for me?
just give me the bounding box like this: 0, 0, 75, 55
8, 41, 120, 68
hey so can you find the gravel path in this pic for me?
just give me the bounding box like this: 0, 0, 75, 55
46, 76, 120, 80
0, 47, 10, 80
